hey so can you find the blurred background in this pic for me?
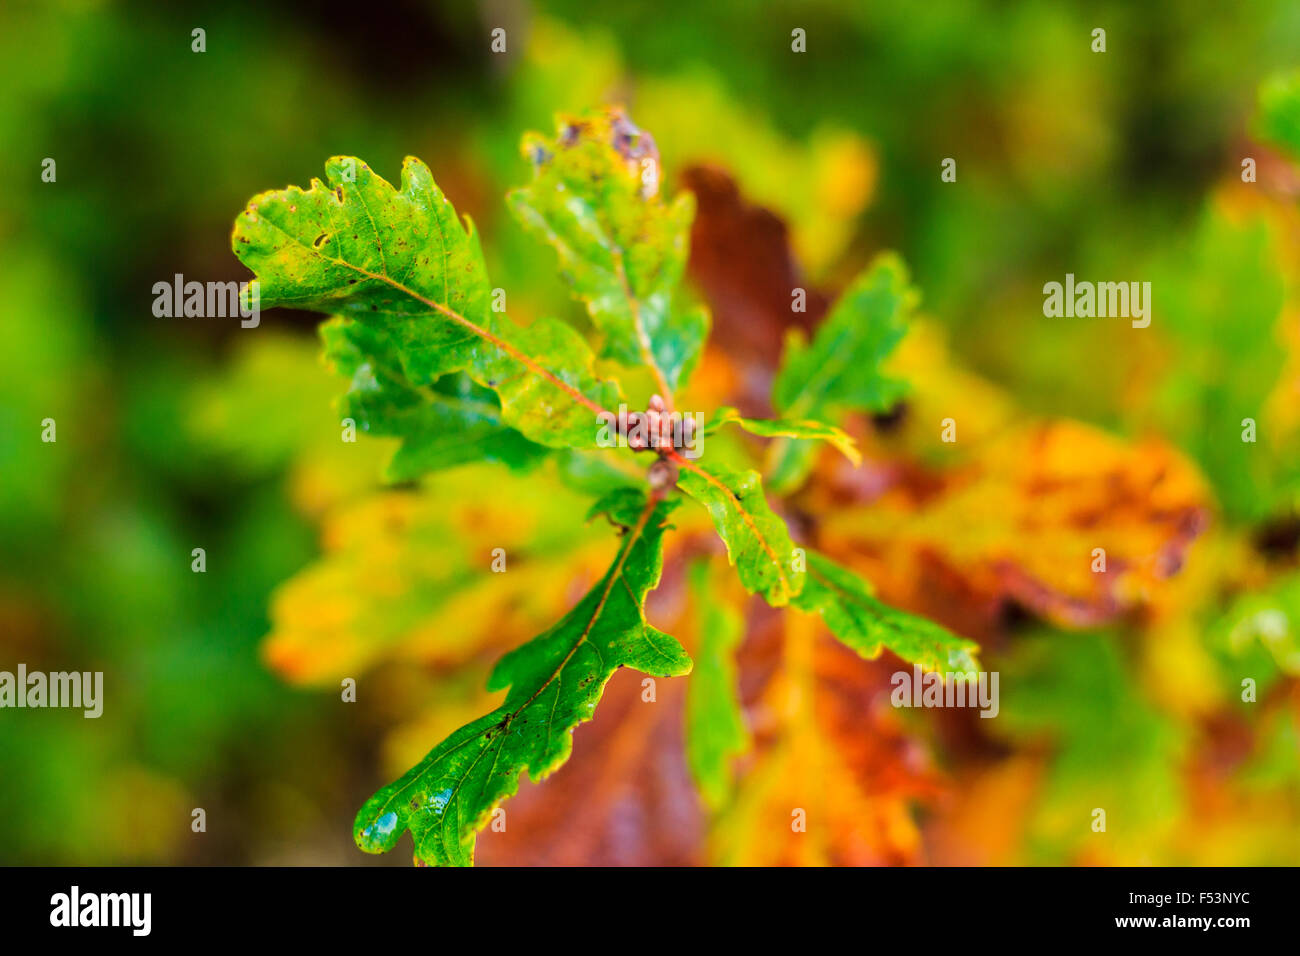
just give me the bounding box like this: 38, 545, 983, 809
2, 0, 1299, 865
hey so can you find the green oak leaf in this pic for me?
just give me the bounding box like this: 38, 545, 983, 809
703, 405, 860, 466
676, 459, 803, 606
322, 316, 546, 480
795, 550, 980, 673
232, 155, 620, 451
767, 254, 916, 490
507, 109, 709, 395
684, 560, 749, 809
353, 488, 691, 866
772, 253, 914, 417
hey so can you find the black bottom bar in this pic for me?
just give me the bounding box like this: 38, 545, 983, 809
0, 865, 1274, 942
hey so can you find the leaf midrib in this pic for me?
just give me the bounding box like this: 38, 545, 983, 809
362, 496, 659, 852
673, 453, 792, 602
253, 211, 612, 420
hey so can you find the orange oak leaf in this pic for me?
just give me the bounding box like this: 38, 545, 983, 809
811, 421, 1212, 638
